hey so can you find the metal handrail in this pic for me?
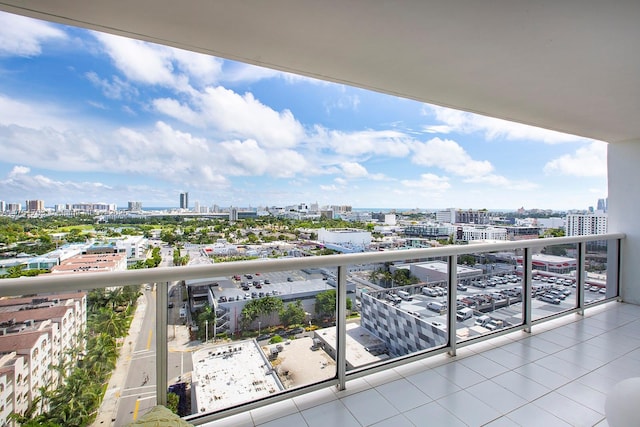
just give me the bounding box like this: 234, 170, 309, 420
0, 232, 624, 424
0, 233, 624, 296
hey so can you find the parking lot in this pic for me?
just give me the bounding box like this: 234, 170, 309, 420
376, 273, 610, 338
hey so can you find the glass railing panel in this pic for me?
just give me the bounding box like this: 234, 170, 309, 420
531, 243, 579, 320
456, 250, 523, 342
585, 238, 617, 305
179, 268, 336, 417
351, 256, 449, 369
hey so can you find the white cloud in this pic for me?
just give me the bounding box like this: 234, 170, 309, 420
155, 86, 306, 149
311, 127, 413, 158
401, 173, 450, 190
462, 174, 538, 191
222, 63, 282, 83
411, 137, 494, 177
0, 94, 71, 130
543, 141, 607, 177
320, 184, 341, 192
423, 105, 585, 144
1, 165, 111, 198
86, 72, 138, 100
7, 165, 30, 177
334, 177, 348, 185
0, 12, 66, 57
341, 162, 368, 178
94, 32, 222, 90
325, 95, 360, 114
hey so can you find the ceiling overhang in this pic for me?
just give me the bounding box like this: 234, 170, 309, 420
1, 0, 639, 143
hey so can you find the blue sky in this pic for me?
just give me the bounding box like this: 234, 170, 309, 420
0, 11, 607, 211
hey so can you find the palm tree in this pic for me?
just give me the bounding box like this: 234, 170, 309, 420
90, 308, 128, 337
85, 333, 118, 373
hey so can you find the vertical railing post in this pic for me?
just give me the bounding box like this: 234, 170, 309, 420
523, 248, 532, 333
447, 255, 457, 357
336, 265, 347, 391
156, 281, 168, 406
616, 238, 622, 302
577, 242, 586, 315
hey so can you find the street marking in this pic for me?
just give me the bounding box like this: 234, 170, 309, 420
132, 399, 140, 420
146, 329, 153, 350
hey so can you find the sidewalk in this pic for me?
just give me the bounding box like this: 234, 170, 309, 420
92, 294, 148, 427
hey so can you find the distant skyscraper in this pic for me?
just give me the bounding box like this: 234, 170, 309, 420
25, 199, 44, 212
0, 200, 5, 212
229, 207, 238, 221
7, 203, 21, 213
180, 192, 189, 209
597, 198, 608, 213
128, 201, 143, 211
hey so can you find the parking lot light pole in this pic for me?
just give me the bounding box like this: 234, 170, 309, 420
258, 320, 261, 336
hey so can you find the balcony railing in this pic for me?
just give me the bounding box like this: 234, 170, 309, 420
0, 233, 624, 425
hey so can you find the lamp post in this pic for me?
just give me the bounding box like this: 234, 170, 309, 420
205, 319, 208, 342
258, 320, 261, 336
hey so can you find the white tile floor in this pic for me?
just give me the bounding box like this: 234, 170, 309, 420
202, 302, 640, 427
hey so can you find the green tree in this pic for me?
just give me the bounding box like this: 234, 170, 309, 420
458, 254, 476, 266
166, 392, 180, 414
279, 300, 306, 327
239, 296, 284, 330
315, 289, 336, 318
392, 269, 417, 286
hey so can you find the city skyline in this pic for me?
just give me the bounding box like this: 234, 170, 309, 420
0, 12, 607, 210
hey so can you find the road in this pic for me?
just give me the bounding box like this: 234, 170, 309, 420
113, 281, 193, 425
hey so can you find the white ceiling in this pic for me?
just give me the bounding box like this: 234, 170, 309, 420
2, 0, 639, 143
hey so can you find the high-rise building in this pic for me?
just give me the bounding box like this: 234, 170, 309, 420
597, 198, 608, 213
456, 209, 490, 225
26, 199, 44, 212
180, 192, 189, 209
7, 203, 21, 213
565, 212, 608, 236
0, 200, 5, 212
128, 201, 143, 211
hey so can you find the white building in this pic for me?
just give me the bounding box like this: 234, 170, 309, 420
566, 213, 608, 236
398, 260, 483, 283
536, 217, 565, 229
436, 208, 456, 224
457, 226, 507, 242
383, 214, 397, 226
317, 228, 372, 253
112, 235, 148, 260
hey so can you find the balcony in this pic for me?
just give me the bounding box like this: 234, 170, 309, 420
0, 233, 635, 426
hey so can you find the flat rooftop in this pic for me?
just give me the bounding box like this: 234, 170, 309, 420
192, 340, 283, 413
314, 323, 389, 368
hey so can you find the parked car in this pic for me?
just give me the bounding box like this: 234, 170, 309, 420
422, 287, 438, 297
427, 301, 445, 313
538, 294, 561, 304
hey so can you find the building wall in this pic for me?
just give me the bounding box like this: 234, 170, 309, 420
566, 213, 608, 236
360, 293, 447, 356
608, 141, 640, 304
460, 226, 507, 242
436, 208, 456, 224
